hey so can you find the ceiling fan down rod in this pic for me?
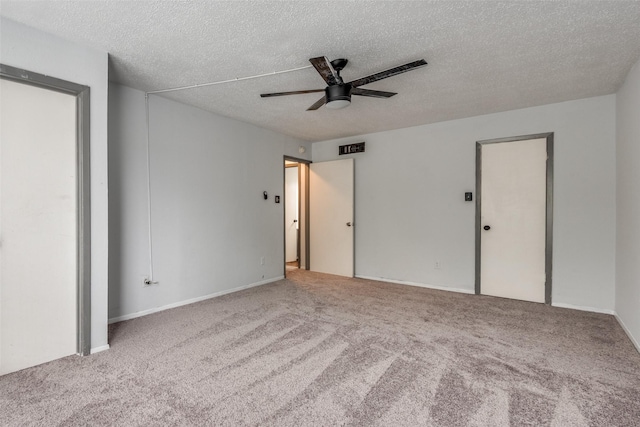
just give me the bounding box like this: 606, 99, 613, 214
147, 65, 313, 95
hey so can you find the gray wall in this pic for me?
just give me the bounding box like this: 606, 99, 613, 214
313, 95, 616, 312
616, 58, 640, 350
108, 84, 311, 321
0, 18, 110, 352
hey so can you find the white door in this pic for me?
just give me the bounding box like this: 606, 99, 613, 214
480, 137, 548, 303
0, 79, 78, 375
310, 158, 354, 277
284, 166, 298, 263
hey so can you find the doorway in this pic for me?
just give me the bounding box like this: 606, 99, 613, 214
476, 133, 553, 304
283, 157, 309, 275
0, 64, 91, 375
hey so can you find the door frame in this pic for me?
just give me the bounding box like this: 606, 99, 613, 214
475, 132, 554, 304
283, 156, 310, 276
284, 163, 299, 266
1, 64, 92, 355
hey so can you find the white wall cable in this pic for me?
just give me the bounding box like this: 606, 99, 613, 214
143, 64, 312, 285
147, 65, 313, 95
144, 93, 157, 285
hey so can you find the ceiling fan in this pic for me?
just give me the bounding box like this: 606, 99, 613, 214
260, 57, 427, 110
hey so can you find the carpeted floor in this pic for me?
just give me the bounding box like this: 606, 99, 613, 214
1, 269, 639, 426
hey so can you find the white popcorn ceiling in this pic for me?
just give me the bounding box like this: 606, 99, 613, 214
2, 1, 640, 142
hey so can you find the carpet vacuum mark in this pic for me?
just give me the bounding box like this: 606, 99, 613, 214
1, 269, 639, 426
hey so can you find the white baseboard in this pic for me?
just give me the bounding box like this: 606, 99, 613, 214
356, 278, 620, 316
90, 344, 110, 354
550, 303, 640, 354
551, 302, 615, 315
356, 275, 475, 295
615, 313, 640, 354
104, 273, 640, 355
108, 276, 284, 324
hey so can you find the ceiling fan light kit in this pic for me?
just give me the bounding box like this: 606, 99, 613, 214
260, 56, 427, 111
325, 84, 352, 109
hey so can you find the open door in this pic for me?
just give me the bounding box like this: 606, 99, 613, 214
309, 158, 354, 277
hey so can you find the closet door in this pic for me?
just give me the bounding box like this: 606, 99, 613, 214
1, 78, 77, 375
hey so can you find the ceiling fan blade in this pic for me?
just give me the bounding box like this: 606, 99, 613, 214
349, 59, 427, 88
307, 95, 326, 111
309, 57, 340, 85
351, 88, 397, 98
260, 89, 324, 98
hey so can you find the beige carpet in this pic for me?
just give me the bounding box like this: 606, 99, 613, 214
1, 269, 639, 426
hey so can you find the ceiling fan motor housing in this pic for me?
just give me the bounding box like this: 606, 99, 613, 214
326, 83, 352, 103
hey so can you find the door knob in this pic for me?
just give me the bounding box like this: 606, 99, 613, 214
483, 225, 491, 231
346, 222, 352, 227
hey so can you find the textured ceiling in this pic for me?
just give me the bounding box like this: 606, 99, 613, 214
2, 1, 640, 142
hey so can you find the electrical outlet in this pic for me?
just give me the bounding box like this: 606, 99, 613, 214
434, 261, 442, 270
143, 276, 158, 286
260, 256, 265, 265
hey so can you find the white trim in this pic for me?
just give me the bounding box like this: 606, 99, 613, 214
108, 276, 284, 324
90, 344, 110, 354
615, 313, 640, 354
356, 275, 475, 294
551, 302, 615, 315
